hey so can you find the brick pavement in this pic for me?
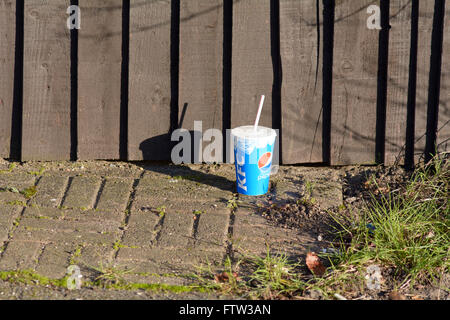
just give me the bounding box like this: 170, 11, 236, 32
0, 161, 343, 287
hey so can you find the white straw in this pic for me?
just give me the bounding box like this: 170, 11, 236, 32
253, 95, 265, 132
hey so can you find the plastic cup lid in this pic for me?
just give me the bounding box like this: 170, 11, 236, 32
231, 126, 277, 139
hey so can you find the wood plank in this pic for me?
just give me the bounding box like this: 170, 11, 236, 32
22, 0, 71, 160
437, 4, 449, 156
78, 0, 122, 160
0, 0, 15, 158
231, 0, 272, 129
179, 0, 223, 163
414, 1, 434, 163
280, 0, 323, 164
330, 0, 379, 165
128, 0, 171, 161
385, 0, 412, 165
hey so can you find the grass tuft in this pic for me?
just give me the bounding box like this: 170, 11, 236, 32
328, 156, 449, 289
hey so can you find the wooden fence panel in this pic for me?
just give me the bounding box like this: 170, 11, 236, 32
231, 0, 272, 129
280, 0, 323, 164
128, 0, 171, 161
22, 0, 71, 160
437, 5, 449, 156
0, 0, 15, 158
385, 0, 412, 165
78, 0, 122, 160
414, 1, 434, 163
0, 1, 449, 164
179, 0, 223, 163
330, 0, 379, 165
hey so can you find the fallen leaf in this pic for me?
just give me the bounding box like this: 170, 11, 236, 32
306, 252, 326, 276
389, 291, 406, 300
425, 231, 435, 239
214, 272, 229, 283
377, 186, 390, 194
214, 272, 240, 283
411, 295, 423, 300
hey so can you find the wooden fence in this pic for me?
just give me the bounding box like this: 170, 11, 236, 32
0, 0, 448, 166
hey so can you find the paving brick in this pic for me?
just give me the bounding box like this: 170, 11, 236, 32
116, 247, 224, 274
22, 206, 64, 220
0, 226, 9, 244
157, 211, 194, 248
19, 216, 120, 235
311, 181, 343, 209
131, 197, 228, 214
96, 178, 133, 212
141, 165, 236, 188
195, 213, 229, 251
0, 241, 43, 271
77, 244, 115, 278
232, 209, 283, 255
66, 231, 119, 247
122, 274, 193, 286
136, 173, 234, 201
12, 227, 58, 243
121, 211, 159, 247
12, 226, 120, 247
0, 192, 26, 204
0, 206, 21, 243
62, 208, 124, 223
115, 259, 174, 275
35, 242, 74, 279
30, 176, 68, 208
0, 174, 36, 191
285, 167, 343, 209
268, 180, 303, 203
232, 209, 316, 257
0, 205, 21, 228
62, 177, 101, 209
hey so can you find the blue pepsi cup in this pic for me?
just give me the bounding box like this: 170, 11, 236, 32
231, 126, 277, 196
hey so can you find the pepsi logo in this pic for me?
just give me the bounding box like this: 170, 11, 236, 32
258, 152, 272, 169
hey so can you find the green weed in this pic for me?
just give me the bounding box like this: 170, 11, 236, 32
28, 167, 45, 176
90, 262, 134, 288
20, 186, 37, 199
328, 156, 449, 289
7, 200, 27, 207
0, 163, 16, 174
156, 205, 166, 217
